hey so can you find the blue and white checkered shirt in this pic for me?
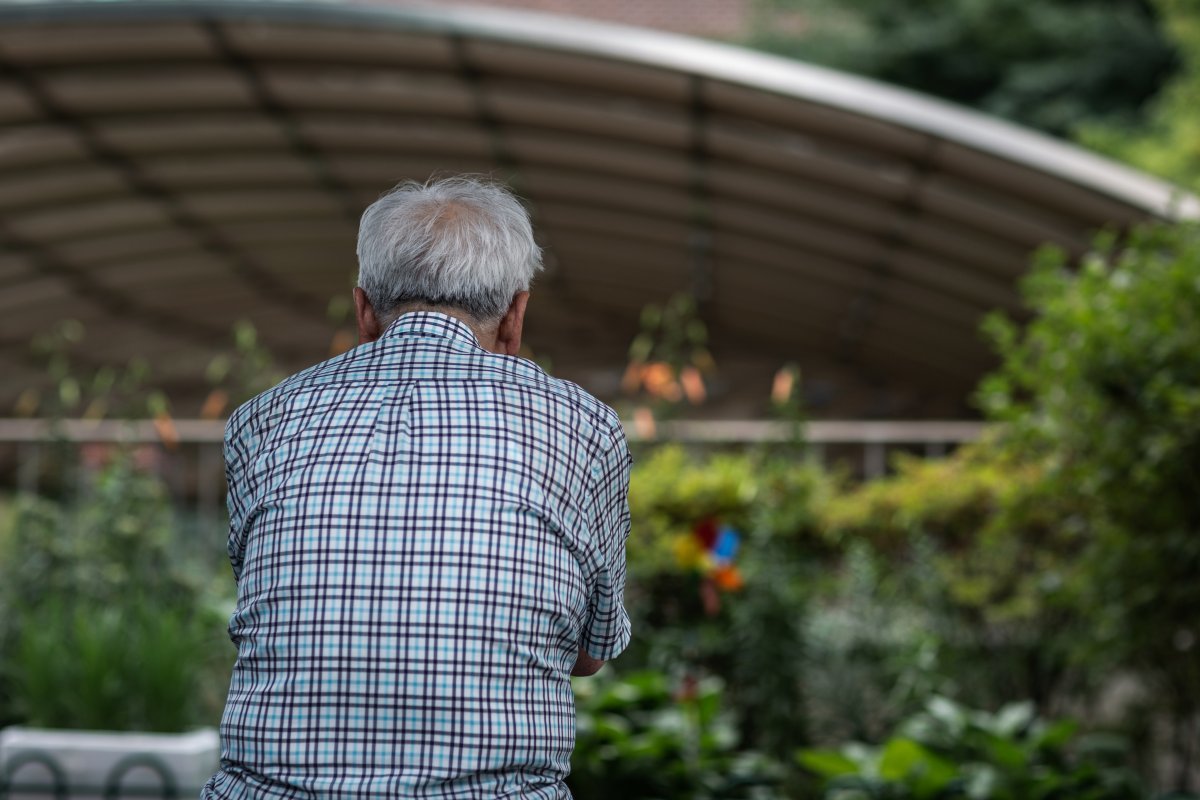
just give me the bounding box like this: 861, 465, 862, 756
203, 312, 632, 799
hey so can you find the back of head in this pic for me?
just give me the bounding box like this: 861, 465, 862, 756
356, 176, 543, 325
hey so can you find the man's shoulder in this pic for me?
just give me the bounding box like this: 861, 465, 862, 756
223, 346, 363, 452
539, 371, 624, 444
493, 354, 624, 445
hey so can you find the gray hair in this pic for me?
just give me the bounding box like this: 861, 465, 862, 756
356, 176, 542, 324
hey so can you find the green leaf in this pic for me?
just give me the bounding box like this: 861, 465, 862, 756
992, 700, 1035, 736
1034, 719, 1078, 751
926, 695, 967, 734
965, 764, 1000, 799
797, 748, 860, 778
878, 738, 928, 780
983, 734, 1027, 771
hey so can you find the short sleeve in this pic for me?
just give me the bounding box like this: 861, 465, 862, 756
223, 415, 255, 583
580, 426, 633, 661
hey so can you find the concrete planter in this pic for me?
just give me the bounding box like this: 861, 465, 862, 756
0, 726, 219, 799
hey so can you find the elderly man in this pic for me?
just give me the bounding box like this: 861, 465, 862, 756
202, 177, 632, 799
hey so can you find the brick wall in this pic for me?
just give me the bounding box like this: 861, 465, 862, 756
386, 0, 753, 39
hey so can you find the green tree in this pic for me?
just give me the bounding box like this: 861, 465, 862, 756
978, 221, 1200, 791
747, 0, 1179, 138
1080, 0, 1200, 191
813, 220, 1200, 790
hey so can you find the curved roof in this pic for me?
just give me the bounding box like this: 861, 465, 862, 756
1, 0, 1194, 417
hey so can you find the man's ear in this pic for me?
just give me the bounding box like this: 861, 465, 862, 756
495, 291, 530, 356
354, 287, 384, 344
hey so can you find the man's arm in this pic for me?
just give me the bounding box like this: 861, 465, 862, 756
571, 647, 605, 677
575, 418, 633, 672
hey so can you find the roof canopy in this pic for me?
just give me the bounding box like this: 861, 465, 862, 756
1, 0, 1194, 417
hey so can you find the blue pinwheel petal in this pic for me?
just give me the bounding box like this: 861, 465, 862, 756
713, 527, 740, 561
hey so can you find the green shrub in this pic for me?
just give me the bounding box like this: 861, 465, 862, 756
570, 670, 784, 799
799, 696, 1147, 800
811, 222, 1200, 790
624, 446, 831, 757
1079, 0, 1200, 192
0, 452, 234, 731
978, 221, 1200, 788
626, 445, 832, 579
817, 441, 1089, 713
9, 595, 224, 732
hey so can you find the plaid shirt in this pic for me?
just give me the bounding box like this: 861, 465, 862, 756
203, 312, 632, 799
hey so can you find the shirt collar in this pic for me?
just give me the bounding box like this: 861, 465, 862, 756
381, 311, 482, 348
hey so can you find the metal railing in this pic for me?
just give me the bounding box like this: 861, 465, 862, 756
0, 749, 198, 799
0, 417, 987, 508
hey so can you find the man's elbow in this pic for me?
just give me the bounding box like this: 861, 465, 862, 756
571, 648, 606, 677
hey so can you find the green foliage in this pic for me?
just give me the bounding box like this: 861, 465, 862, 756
3, 456, 184, 606
624, 446, 830, 758
570, 670, 784, 799
822, 441, 1081, 627
811, 221, 1200, 787
622, 293, 716, 417
799, 541, 943, 746
976, 220, 1200, 785
978, 223, 1200, 671
205, 319, 286, 412
10, 596, 220, 732
748, 0, 1179, 138
799, 696, 1146, 799
1079, 0, 1200, 191
816, 442, 1089, 722
627, 445, 830, 578
627, 294, 713, 377
0, 454, 234, 731
721, 520, 812, 759
20, 320, 168, 420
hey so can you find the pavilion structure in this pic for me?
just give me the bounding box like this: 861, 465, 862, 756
0, 0, 1195, 423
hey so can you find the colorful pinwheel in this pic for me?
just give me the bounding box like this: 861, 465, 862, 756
671, 517, 744, 615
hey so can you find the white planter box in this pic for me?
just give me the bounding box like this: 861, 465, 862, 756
0, 726, 219, 799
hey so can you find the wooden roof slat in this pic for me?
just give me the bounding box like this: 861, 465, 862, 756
0, 124, 89, 171
0, 22, 216, 64
0, 163, 129, 211
465, 40, 690, 102
262, 67, 475, 117
222, 21, 457, 69
487, 84, 691, 149
43, 66, 257, 114
95, 114, 289, 154
9, 197, 172, 241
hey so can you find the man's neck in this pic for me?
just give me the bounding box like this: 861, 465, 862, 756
384, 303, 499, 352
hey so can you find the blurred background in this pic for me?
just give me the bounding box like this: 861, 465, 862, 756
0, 0, 1198, 797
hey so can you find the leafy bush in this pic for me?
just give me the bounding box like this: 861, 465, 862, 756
978, 221, 1200, 788
800, 696, 1147, 800
626, 445, 832, 579
799, 540, 946, 747
818, 441, 1088, 713
10, 596, 221, 732
0, 452, 233, 731
570, 670, 784, 799
624, 446, 831, 757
